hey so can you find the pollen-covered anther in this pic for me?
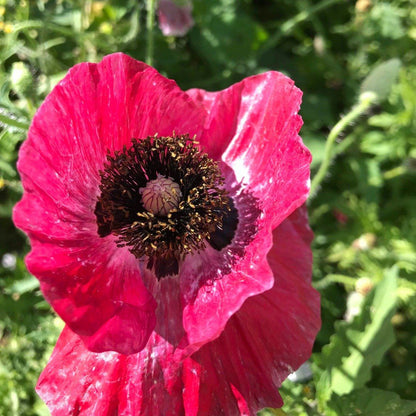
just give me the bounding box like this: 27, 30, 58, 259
140, 174, 182, 216
95, 134, 235, 279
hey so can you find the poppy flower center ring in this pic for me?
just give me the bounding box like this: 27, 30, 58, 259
94, 134, 238, 279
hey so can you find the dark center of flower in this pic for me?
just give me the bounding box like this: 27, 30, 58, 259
95, 135, 238, 279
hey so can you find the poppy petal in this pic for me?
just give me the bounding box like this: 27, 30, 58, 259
37, 207, 319, 415
188, 72, 310, 229
192, 206, 320, 414
13, 53, 207, 354
180, 74, 310, 350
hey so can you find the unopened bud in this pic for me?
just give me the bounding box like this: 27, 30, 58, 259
10, 62, 33, 99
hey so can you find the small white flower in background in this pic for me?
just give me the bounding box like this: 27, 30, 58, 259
355, 277, 373, 296
2, 253, 17, 270
157, 0, 194, 37
352, 233, 376, 251
288, 361, 313, 383
345, 291, 365, 322
345, 277, 374, 322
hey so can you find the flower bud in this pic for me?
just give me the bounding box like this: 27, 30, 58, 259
10, 62, 33, 99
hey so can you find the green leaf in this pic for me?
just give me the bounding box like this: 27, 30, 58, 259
360, 59, 401, 102
259, 409, 288, 416
328, 388, 416, 416
0, 112, 29, 131
319, 268, 397, 396
6, 275, 39, 296
369, 3, 405, 39
0, 157, 16, 178
316, 370, 336, 415
191, 0, 267, 68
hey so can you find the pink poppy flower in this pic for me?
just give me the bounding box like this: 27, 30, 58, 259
157, 0, 194, 37
13, 53, 320, 415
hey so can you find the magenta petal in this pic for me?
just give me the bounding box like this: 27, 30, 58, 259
180, 75, 311, 350
181, 224, 275, 349
37, 328, 188, 415
37, 327, 123, 415
13, 53, 209, 353
188, 72, 310, 228
37, 208, 319, 415
27, 239, 156, 354
189, 206, 320, 414
14, 53, 206, 242
37, 327, 255, 415
15, 185, 157, 354
187, 84, 244, 161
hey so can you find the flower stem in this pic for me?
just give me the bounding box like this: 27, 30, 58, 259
259, 0, 343, 54
146, 0, 157, 66
314, 274, 357, 290
383, 165, 407, 180
309, 92, 377, 197
79, 0, 92, 62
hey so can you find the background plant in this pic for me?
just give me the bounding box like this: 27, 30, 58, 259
1, 0, 416, 415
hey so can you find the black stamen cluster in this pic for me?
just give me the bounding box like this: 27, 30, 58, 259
95, 135, 231, 278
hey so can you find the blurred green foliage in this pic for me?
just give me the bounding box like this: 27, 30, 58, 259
1, 0, 416, 415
